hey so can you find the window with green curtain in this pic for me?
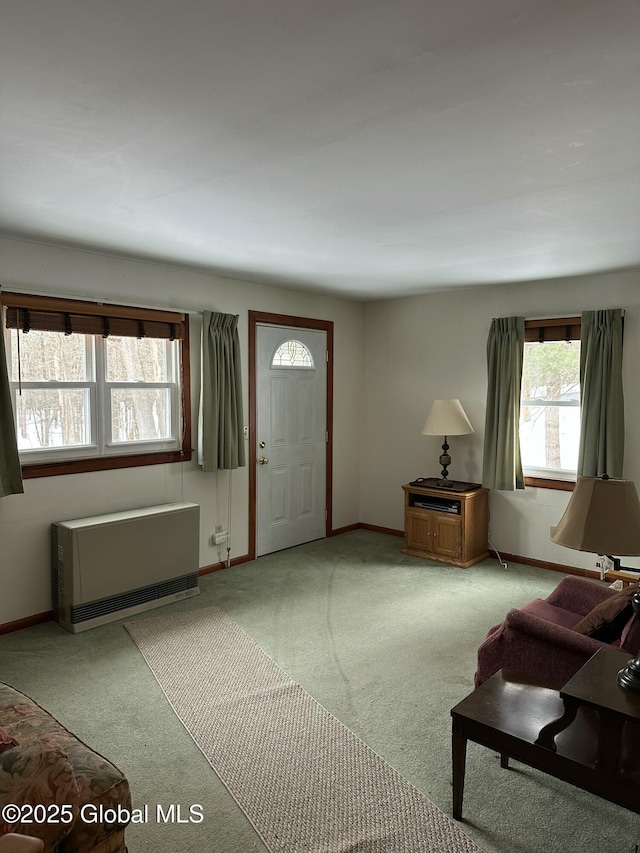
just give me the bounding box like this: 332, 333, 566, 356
0, 315, 24, 497
199, 311, 246, 471
482, 316, 525, 491
578, 308, 624, 478
1, 291, 192, 478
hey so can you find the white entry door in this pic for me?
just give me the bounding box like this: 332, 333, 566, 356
256, 325, 327, 557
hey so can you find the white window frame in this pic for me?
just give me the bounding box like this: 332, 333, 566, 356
5, 328, 183, 466
102, 335, 181, 455
520, 318, 581, 487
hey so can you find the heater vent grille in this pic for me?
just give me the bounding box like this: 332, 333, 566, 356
70, 573, 199, 624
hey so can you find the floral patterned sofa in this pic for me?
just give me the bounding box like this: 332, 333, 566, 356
0, 683, 130, 853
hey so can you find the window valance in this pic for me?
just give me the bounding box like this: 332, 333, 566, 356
2, 292, 186, 340
524, 317, 581, 343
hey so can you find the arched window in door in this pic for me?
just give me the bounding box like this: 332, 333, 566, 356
271, 340, 315, 369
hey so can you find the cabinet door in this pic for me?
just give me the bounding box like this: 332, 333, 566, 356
405, 510, 433, 552
432, 514, 462, 559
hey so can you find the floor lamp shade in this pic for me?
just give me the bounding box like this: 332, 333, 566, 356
550, 476, 640, 556
422, 400, 474, 437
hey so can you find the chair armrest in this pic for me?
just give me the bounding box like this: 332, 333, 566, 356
505, 607, 603, 653
500, 607, 605, 688
545, 575, 613, 616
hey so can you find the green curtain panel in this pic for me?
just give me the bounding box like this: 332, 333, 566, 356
200, 311, 246, 471
0, 325, 24, 497
577, 308, 624, 478
482, 316, 525, 491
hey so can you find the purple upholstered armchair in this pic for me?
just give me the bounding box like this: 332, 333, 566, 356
475, 575, 640, 689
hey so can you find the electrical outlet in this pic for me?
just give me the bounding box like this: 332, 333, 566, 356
215, 524, 224, 533
213, 530, 228, 545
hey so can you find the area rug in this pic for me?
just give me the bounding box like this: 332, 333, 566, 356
125, 607, 483, 853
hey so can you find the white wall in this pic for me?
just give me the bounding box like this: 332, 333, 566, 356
361, 268, 640, 571
0, 237, 363, 624
3, 235, 639, 624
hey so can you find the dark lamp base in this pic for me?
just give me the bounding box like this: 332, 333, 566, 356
618, 592, 640, 693
435, 478, 455, 488
438, 438, 452, 484
618, 657, 640, 693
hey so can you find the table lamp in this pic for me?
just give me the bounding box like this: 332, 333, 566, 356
550, 475, 640, 692
422, 399, 473, 487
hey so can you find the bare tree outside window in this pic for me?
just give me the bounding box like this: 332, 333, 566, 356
106, 337, 172, 443
110, 388, 171, 442
10, 331, 91, 449
7, 329, 179, 458
106, 336, 167, 382
520, 340, 581, 473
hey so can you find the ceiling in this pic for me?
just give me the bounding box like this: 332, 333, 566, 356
1, 0, 639, 299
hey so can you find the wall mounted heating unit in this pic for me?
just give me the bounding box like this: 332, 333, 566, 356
52, 502, 200, 633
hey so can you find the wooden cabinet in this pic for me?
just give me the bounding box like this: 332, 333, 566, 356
402, 482, 489, 568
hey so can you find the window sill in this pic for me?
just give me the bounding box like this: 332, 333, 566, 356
524, 475, 575, 492
21, 448, 193, 479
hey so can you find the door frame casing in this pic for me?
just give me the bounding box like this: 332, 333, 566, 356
248, 311, 334, 560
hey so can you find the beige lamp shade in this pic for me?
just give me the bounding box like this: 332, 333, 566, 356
422, 399, 474, 436
550, 476, 640, 555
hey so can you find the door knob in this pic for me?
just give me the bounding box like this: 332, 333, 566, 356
258, 456, 269, 465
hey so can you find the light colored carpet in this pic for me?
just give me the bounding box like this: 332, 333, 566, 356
125, 606, 483, 853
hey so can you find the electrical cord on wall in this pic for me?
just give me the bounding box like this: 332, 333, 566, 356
213, 468, 233, 568
488, 538, 508, 569
226, 469, 232, 568
486, 508, 508, 569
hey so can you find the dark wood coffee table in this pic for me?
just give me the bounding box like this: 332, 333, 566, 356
451, 648, 640, 820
